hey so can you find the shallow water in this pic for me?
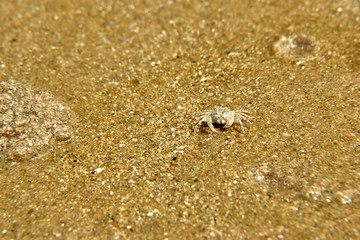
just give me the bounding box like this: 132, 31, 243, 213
0, 0, 359, 239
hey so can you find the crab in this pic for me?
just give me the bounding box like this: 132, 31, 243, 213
194, 107, 251, 132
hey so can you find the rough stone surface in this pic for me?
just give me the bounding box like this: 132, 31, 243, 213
0, 81, 74, 161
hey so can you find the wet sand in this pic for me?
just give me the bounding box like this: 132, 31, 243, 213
1, 0, 359, 239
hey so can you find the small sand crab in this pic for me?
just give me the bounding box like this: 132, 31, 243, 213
194, 107, 251, 132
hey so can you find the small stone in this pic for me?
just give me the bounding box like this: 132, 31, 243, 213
0, 80, 75, 161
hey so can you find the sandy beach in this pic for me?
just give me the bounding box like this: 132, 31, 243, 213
1, 0, 359, 239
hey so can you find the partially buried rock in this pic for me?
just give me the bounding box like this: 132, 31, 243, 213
0, 80, 75, 161
274, 34, 319, 60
